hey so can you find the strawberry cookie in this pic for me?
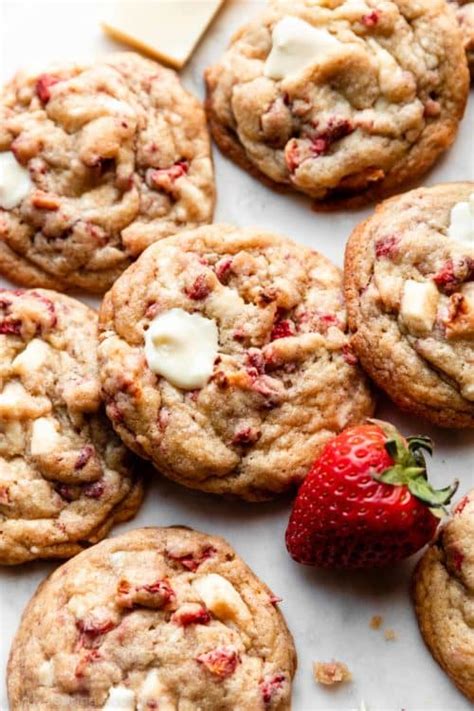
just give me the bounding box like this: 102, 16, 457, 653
8, 527, 296, 710
0, 288, 142, 564
205, 0, 468, 206
98, 224, 374, 500
413, 490, 474, 703
345, 183, 474, 428
449, 0, 474, 74
0, 52, 214, 293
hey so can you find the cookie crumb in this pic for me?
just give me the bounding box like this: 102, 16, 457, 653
384, 628, 397, 641
313, 660, 352, 686
369, 614, 383, 630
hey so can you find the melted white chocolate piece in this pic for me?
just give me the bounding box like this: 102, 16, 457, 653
193, 573, 251, 625
144, 308, 218, 390
264, 16, 342, 81
0, 152, 33, 209
30, 417, 60, 455
447, 193, 474, 244
400, 280, 439, 336
102, 685, 135, 710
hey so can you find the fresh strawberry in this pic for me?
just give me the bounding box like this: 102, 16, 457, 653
285, 421, 458, 569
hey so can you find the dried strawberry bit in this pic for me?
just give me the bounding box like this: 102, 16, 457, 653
455, 495, 471, 515
232, 426, 261, 445
55, 484, 76, 502
30, 291, 58, 329
375, 235, 399, 259
76, 618, 116, 648
116, 578, 175, 609
270, 319, 295, 341
433, 258, 474, 294
75, 649, 101, 679
0, 486, 11, 505
233, 328, 246, 342
0, 319, 22, 335
171, 603, 211, 627
215, 257, 233, 284
196, 647, 240, 679
246, 348, 266, 376
184, 274, 212, 300
361, 10, 380, 27
166, 545, 217, 572
311, 118, 354, 157
269, 594, 283, 606
83, 480, 105, 499
147, 160, 189, 194
342, 344, 358, 366
75, 445, 94, 470
260, 673, 286, 706
285, 139, 301, 173
35, 74, 60, 104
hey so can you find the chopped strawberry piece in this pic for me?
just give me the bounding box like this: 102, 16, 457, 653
269, 594, 283, 605
55, 484, 76, 502
232, 426, 261, 445
246, 348, 266, 376
172, 603, 211, 627
260, 674, 286, 706
433, 258, 474, 294
375, 235, 399, 259
147, 160, 189, 193
116, 578, 175, 609
35, 74, 60, 104
270, 320, 295, 341
0, 319, 22, 335
196, 647, 240, 678
361, 10, 380, 27
0, 486, 11, 505
165, 546, 217, 572
184, 274, 212, 300
215, 257, 233, 284
83, 480, 104, 499
285, 140, 301, 173
76, 617, 116, 648
75, 445, 94, 470
311, 118, 354, 157
342, 345, 358, 366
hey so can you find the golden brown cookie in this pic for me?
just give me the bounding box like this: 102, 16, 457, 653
413, 490, 474, 703
98, 224, 374, 500
0, 52, 214, 293
8, 527, 296, 710
0, 288, 142, 564
205, 0, 468, 207
345, 183, 474, 428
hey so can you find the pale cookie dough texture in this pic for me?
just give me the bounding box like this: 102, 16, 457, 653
413, 490, 474, 703
0, 52, 215, 293
205, 0, 468, 206
344, 183, 474, 429
0, 288, 142, 565
450, 0, 474, 74
98, 224, 374, 500
8, 527, 297, 710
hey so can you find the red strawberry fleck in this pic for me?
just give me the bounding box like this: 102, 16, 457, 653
55, 484, 76, 502
455, 495, 471, 515
375, 235, 399, 259
232, 426, 261, 445
165, 546, 217, 572
185, 274, 212, 300
196, 647, 240, 678
35, 74, 60, 104
0, 319, 22, 335
285, 422, 458, 569
147, 160, 189, 193
75, 445, 94, 470
75, 650, 101, 679
117, 578, 175, 609
433, 258, 473, 294
285, 140, 301, 173
269, 594, 283, 606
76, 618, 116, 648
260, 674, 286, 706
171, 603, 211, 627
342, 344, 358, 365
215, 257, 233, 284
83, 480, 104, 499
246, 348, 266, 376
270, 319, 295, 341
451, 547, 464, 572
0, 486, 11, 505
311, 119, 354, 156
361, 10, 380, 27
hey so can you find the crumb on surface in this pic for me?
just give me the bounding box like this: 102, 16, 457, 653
369, 614, 383, 630
384, 628, 397, 641
313, 660, 352, 686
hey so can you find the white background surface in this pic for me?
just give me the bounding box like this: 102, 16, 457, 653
0, 1, 473, 709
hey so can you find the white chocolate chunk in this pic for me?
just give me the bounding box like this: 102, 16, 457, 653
38, 660, 55, 687
0, 381, 50, 419
193, 573, 251, 625
102, 0, 224, 69
137, 670, 176, 711
400, 280, 439, 336
264, 16, 342, 80
12, 339, 51, 375
0, 152, 33, 209
144, 308, 218, 390
102, 686, 136, 710
30, 417, 60, 455
447, 194, 474, 244
461, 382, 474, 401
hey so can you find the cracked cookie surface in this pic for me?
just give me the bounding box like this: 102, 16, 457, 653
0, 288, 142, 564
205, 0, 468, 206
98, 224, 374, 500
413, 490, 474, 703
0, 52, 214, 293
8, 526, 296, 710
344, 182, 474, 428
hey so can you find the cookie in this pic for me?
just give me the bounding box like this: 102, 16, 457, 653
0, 52, 215, 293
205, 0, 468, 207
413, 490, 474, 703
0, 288, 142, 564
8, 526, 296, 710
344, 183, 474, 428
98, 224, 374, 500
449, 0, 474, 74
